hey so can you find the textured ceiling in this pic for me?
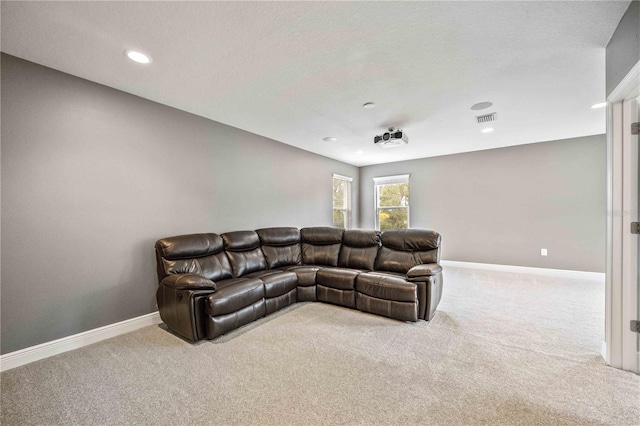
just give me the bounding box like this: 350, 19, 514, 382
1, 1, 630, 166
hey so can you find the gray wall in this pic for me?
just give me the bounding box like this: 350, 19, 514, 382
606, 0, 639, 96
360, 135, 607, 272
0, 51, 609, 354
1, 54, 359, 354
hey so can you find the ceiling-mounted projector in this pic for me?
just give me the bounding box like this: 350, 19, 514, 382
374, 127, 408, 148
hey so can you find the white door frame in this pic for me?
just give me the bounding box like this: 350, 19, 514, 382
605, 59, 639, 373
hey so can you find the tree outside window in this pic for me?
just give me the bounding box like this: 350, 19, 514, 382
374, 175, 410, 230
333, 174, 352, 228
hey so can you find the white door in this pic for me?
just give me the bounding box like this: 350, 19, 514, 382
637, 96, 639, 373
621, 95, 639, 373
605, 67, 640, 373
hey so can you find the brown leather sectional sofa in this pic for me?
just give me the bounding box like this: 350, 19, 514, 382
155, 227, 443, 342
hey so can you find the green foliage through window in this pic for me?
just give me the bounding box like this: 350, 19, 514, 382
333, 176, 351, 228
376, 181, 409, 230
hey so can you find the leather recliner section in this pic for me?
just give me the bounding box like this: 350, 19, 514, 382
256, 227, 302, 269
155, 233, 232, 342
300, 227, 344, 266
298, 226, 345, 302
315, 229, 381, 309
206, 277, 266, 339
222, 231, 268, 278
355, 273, 418, 322
338, 229, 381, 271
316, 267, 362, 308
374, 229, 441, 274
261, 271, 298, 315
372, 229, 443, 321
285, 265, 321, 301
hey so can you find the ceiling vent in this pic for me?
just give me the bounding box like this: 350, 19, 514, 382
476, 112, 497, 124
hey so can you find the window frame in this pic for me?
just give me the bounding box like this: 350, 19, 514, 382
373, 174, 410, 231
332, 173, 353, 229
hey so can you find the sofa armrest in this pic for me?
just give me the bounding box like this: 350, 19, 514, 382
407, 263, 442, 282
161, 274, 217, 291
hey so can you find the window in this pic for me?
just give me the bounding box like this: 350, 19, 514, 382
374, 174, 410, 231
332, 174, 352, 228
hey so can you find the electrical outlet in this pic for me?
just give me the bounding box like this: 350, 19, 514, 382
540, 248, 548, 256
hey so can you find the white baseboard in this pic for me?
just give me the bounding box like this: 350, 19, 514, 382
440, 260, 605, 281
0, 312, 162, 372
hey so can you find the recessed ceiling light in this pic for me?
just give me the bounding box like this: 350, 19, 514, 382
481, 128, 494, 133
322, 137, 337, 142
471, 102, 493, 111
125, 50, 151, 64
363, 102, 376, 109
591, 102, 607, 109
355, 150, 364, 155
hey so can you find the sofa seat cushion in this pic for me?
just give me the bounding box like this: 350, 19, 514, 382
316, 267, 363, 290
261, 271, 298, 298
265, 289, 297, 315
284, 265, 322, 286
355, 272, 418, 322
356, 293, 418, 322
207, 300, 266, 339
207, 277, 265, 317
356, 273, 417, 303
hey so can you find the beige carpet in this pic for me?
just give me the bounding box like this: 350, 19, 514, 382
2, 267, 639, 425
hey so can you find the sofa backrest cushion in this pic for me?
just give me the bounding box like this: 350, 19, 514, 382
155, 233, 233, 283
300, 227, 344, 266
256, 227, 301, 269
375, 229, 441, 274
338, 229, 381, 270
221, 231, 268, 277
